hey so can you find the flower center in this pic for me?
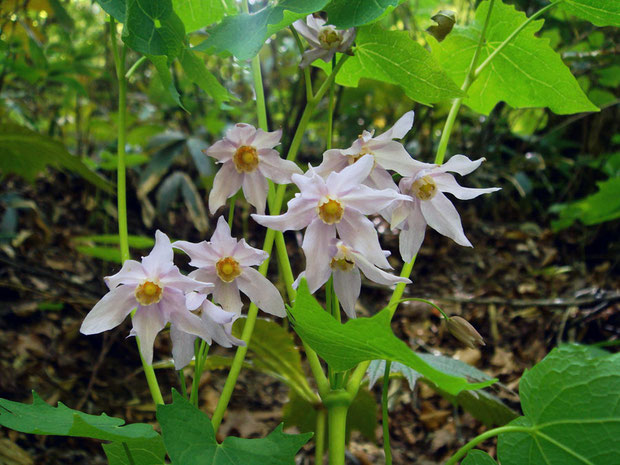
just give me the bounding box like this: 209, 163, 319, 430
330, 256, 355, 272
411, 175, 438, 200
348, 145, 376, 168
233, 145, 259, 173
318, 28, 342, 48
317, 198, 344, 224
216, 256, 242, 282
135, 280, 163, 306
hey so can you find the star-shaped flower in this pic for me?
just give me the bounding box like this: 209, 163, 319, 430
293, 14, 356, 68
206, 123, 302, 215
252, 155, 407, 292
80, 231, 236, 366
315, 111, 432, 190
174, 217, 286, 317
390, 155, 500, 261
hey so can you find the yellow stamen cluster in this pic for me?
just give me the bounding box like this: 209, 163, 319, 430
411, 175, 438, 200
233, 145, 259, 173
348, 145, 375, 166
330, 256, 355, 272
135, 280, 163, 306
216, 256, 242, 282
318, 28, 341, 48
317, 198, 344, 224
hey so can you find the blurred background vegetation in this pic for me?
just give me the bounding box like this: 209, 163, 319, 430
0, 0, 618, 264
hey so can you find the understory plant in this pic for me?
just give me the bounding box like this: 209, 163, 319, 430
1, 1, 619, 464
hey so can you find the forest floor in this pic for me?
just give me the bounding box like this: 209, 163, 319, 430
1, 174, 618, 464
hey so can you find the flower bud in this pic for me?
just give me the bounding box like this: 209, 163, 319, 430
446, 316, 485, 349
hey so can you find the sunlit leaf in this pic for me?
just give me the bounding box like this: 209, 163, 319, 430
337, 24, 462, 105
431, 0, 598, 115
288, 280, 495, 396
550, 0, 620, 27
172, 0, 226, 32
158, 391, 312, 465
324, 0, 406, 28
95, 0, 126, 23
124, 0, 185, 58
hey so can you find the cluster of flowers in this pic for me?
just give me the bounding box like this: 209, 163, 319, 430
81, 110, 498, 367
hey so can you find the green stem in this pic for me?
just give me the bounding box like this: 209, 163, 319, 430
434, 0, 496, 165
290, 27, 313, 101
227, 192, 237, 228
326, 57, 336, 150
211, 56, 347, 433
382, 361, 392, 465
178, 370, 188, 399
325, 390, 351, 465
315, 407, 326, 465
444, 425, 533, 465
125, 55, 147, 79
109, 18, 163, 406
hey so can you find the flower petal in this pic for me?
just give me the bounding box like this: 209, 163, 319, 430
374, 110, 414, 141
206, 139, 236, 162
80, 285, 136, 335
434, 173, 501, 200
211, 216, 239, 256
226, 123, 257, 146
341, 184, 405, 215
186, 291, 208, 310
202, 299, 236, 325
237, 267, 285, 317
437, 154, 485, 176
371, 141, 427, 176
367, 167, 398, 191
258, 153, 302, 184
354, 252, 411, 286
105, 260, 145, 289
213, 280, 243, 314
398, 204, 427, 262
293, 17, 321, 47
314, 149, 348, 178
421, 192, 472, 247
337, 212, 390, 269
326, 155, 374, 196
242, 171, 269, 215
302, 219, 335, 293
141, 230, 174, 278
252, 128, 282, 149
209, 163, 243, 214
170, 324, 196, 370
252, 195, 316, 231
159, 266, 211, 293
333, 267, 361, 319
173, 240, 220, 268
300, 48, 333, 68
232, 239, 268, 267
131, 304, 166, 365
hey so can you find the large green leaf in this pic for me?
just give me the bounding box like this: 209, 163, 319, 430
431, 0, 598, 115
193, 0, 329, 60
172, 0, 226, 32
178, 47, 231, 103
148, 55, 187, 111
103, 437, 167, 465
157, 391, 312, 465
496, 345, 620, 464
0, 124, 114, 194
324, 0, 406, 28
550, 177, 620, 230
0, 392, 159, 443
124, 0, 185, 58
95, 0, 126, 22
337, 24, 462, 105
551, 0, 620, 27
463, 450, 498, 465
288, 280, 495, 396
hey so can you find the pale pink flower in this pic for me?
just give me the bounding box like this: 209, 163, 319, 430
295, 239, 411, 318
293, 14, 356, 68
390, 155, 500, 261
206, 123, 302, 215
315, 111, 433, 190
252, 155, 408, 292
80, 231, 237, 367
173, 217, 286, 317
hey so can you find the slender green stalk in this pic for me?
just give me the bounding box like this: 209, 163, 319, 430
178, 370, 188, 399
125, 55, 147, 79
122, 442, 136, 465
444, 425, 533, 465
324, 390, 351, 465
211, 55, 348, 433
326, 57, 337, 150
382, 361, 392, 465
315, 407, 326, 465
109, 18, 163, 406
227, 192, 237, 228
290, 27, 313, 101
435, 0, 496, 165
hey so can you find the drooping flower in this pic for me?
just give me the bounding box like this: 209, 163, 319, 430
446, 316, 485, 349
315, 111, 433, 190
173, 217, 286, 317
80, 231, 237, 367
296, 239, 411, 318
293, 14, 356, 68
252, 155, 408, 292
206, 123, 302, 215
390, 155, 501, 262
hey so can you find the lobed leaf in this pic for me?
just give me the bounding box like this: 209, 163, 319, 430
431, 0, 598, 115
337, 24, 463, 105
172, 0, 226, 33
324, 0, 407, 28
157, 391, 312, 465
288, 280, 496, 396
103, 437, 167, 465
179, 47, 231, 103
550, 0, 620, 27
